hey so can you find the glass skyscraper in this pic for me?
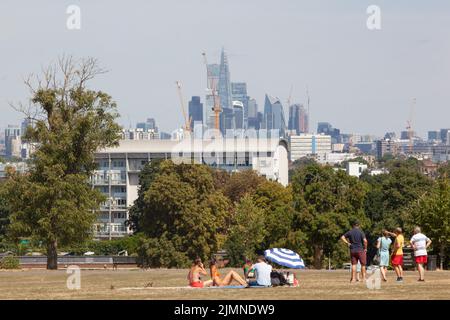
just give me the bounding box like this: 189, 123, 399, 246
218, 48, 232, 111
288, 104, 309, 134
188, 96, 203, 130
263, 94, 286, 137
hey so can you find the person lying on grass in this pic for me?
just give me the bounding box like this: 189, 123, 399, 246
188, 258, 213, 288
210, 258, 248, 287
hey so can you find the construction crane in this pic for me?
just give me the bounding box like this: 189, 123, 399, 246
175, 80, 192, 133
286, 84, 294, 108
202, 52, 222, 132
306, 85, 311, 133
406, 98, 416, 153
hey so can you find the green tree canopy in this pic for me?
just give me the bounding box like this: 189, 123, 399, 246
291, 163, 368, 269
134, 160, 231, 267
411, 175, 450, 269
4, 56, 121, 269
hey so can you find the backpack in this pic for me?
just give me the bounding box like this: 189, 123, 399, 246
270, 271, 287, 286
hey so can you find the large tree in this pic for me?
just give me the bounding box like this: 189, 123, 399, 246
291, 163, 368, 269
134, 161, 231, 266
224, 194, 266, 265
411, 175, 450, 270
4, 56, 121, 269
361, 160, 434, 234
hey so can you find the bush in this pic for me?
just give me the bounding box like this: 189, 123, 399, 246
0, 256, 20, 269
137, 235, 190, 268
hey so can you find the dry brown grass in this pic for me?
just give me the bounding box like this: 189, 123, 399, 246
0, 268, 449, 300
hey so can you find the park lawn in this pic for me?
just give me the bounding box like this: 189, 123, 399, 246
0, 268, 449, 300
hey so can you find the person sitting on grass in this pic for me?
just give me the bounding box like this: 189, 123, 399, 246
247, 256, 272, 287
243, 258, 255, 281
188, 258, 213, 288
210, 258, 248, 287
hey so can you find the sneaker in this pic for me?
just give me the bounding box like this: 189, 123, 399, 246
396, 277, 403, 282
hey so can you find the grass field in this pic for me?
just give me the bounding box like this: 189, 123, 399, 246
0, 268, 449, 300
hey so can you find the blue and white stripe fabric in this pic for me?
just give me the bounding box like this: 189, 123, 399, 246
264, 248, 305, 269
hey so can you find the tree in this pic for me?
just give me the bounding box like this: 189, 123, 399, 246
411, 175, 450, 270
4, 56, 121, 269
126, 160, 163, 232
134, 161, 230, 266
221, 170, 266, 203
224, 194, 266, 265
361, 160, 434, 234
0, 182, 9, 242
291, 163, 368, 269
253, 180, 296, 249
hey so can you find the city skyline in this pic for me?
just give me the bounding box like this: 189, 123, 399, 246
1, 0, 450, 137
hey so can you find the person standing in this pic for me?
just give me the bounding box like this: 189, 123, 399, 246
387, 228, 405, 282
376, 230, 393, 282
410, 227, 432, 282
341, 220, 368, 283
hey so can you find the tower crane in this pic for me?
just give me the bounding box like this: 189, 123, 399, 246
406, 98, 416, 153
175, 80, 192, 133
202, 52, 222, 132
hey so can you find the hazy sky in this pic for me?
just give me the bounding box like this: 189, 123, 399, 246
1, 0, 449, 137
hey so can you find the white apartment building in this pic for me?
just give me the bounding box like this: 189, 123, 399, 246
92, 138, 289, 239
289, 134, 332, 162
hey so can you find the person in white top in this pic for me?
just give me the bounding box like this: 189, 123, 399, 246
248, 256, 273, 287
410, 226, 432, 282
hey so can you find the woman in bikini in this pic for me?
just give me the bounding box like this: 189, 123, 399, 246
209, 258, 248, 287
188, 258, 213, 288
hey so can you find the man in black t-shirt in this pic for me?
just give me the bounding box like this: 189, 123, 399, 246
341, 220, 368, 283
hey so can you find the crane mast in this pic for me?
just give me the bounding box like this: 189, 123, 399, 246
202, 52, 221, 132
175, 80, 192, 134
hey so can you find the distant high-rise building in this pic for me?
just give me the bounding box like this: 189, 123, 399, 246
400, 130, 415, 140
137, 118, 158, 132
5, 125, 21, 158
263, 95, 286, 137
440, 128, 450, 145
384, 132, 397, 140
218, 48, 232, 111
188, 96, 203, 130
205, 63, 220, 129
21, 118, 33, 138
428, 131, 440, 142
231, 82, 249, 128
288, 104, 309, 135
376, 139, 399, 159
232, 101, 245, 130
317, 122, 341, 143
289, 134, 332, 162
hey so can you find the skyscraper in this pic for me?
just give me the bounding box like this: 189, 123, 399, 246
137, 118, 158, 132
288, 104, 309, 135
263, 94, 286, 137
205, 63, 220, 129
218, 48, 232, 111
188, 96, 203, 130
4, 125, 21, 158
247, 99, 259, 130
231, 82, 249, 128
